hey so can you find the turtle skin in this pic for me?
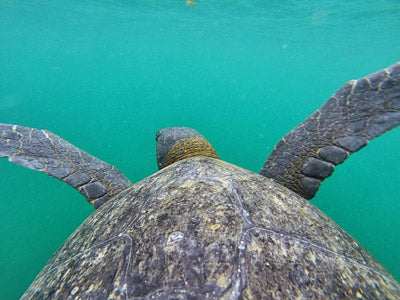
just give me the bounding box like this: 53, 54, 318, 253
22, 157, 400, 300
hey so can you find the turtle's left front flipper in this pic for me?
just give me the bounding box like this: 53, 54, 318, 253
0, 124, 132, 208
261, 62, 400, 199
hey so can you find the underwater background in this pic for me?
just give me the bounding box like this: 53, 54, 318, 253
0, 0, 399, 298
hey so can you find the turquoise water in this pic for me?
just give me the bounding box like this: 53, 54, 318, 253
0, 0, 399, 298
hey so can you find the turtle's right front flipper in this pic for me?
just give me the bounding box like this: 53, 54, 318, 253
261, 62, 400, 199
0, 124, 132, 208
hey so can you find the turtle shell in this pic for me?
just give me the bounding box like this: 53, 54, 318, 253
22, 157, 400, 299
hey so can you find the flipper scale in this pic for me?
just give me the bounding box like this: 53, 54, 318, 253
0, 124, 132, 208
261, 62, 400, 199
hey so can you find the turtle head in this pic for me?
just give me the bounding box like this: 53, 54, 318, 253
156, 127, 219, 169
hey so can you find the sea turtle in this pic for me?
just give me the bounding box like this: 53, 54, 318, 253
1, 62, 400, 299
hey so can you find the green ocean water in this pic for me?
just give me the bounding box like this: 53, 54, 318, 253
0, 0, 399, 298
